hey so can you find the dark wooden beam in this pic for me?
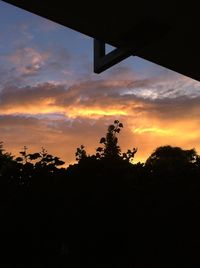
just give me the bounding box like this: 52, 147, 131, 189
94, 39, 134, 73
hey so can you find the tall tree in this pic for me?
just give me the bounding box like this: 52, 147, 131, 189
97, 120, 123, 160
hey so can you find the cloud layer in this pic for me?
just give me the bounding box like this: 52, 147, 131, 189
1, 70, 200, 165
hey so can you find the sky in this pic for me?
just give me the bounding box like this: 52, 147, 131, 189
0, 1, 200, 166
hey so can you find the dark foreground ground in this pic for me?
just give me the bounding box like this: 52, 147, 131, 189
1, 159, 200, 268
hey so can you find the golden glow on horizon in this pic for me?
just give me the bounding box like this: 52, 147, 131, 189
67, 107, 128, 118
133, 127, 175, 136
0, 104, 128, 118
133, 124, 200, 140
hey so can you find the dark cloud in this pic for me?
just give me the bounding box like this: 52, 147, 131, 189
137, 95, 200, 120
0, 46, 72, 89
0, 114, 39, 126
0, 83, 66, 107
0, 74, 199, 167
0, 75, 200, 122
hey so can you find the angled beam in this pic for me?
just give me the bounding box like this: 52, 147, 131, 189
94, 39, 134, 73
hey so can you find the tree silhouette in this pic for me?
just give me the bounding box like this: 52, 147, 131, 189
145, 145, 199, 184
34, 147, 65, 169
75, 145, 87, 162
97, 120, 122, 160
146, 145, 198, 169
0, 141, 13, 165
16, 146, 65, 169
1, 122, 200, 267
122, 148, 138, 162
0, 141, 17, 185
76, 120, 137, 164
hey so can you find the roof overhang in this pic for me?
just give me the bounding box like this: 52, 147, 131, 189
2, 1, 200, 81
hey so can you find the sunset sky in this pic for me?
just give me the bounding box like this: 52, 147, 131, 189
0, 1, 200, 166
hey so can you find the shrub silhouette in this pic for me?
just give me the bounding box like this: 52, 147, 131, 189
76, 120, 137, 164
0, 122, 200, 267
145, 145, 199, 184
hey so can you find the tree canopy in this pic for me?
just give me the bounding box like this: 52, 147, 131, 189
76, 120, 137, 164
0, 121, 200, 267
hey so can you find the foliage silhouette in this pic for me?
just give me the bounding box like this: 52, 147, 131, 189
0, 122, 200, 267
75, 145, 87, 162
76, 120, 137, 164
97, 120, 123, 160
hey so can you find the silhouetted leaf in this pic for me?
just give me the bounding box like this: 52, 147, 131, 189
28, 153, 41, 160
54, 158, 65, 166
16, 157, 23, 162
108, 125, 115, 131
100, 137, 106, 143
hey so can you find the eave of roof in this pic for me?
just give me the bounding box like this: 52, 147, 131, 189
2, 1, 200, 81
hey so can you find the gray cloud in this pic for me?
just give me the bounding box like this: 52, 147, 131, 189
0, 83, 66, 107
0, 75, 200, 122
0, 46, 72, 89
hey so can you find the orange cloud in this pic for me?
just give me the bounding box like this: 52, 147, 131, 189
0, 75, 200, 166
